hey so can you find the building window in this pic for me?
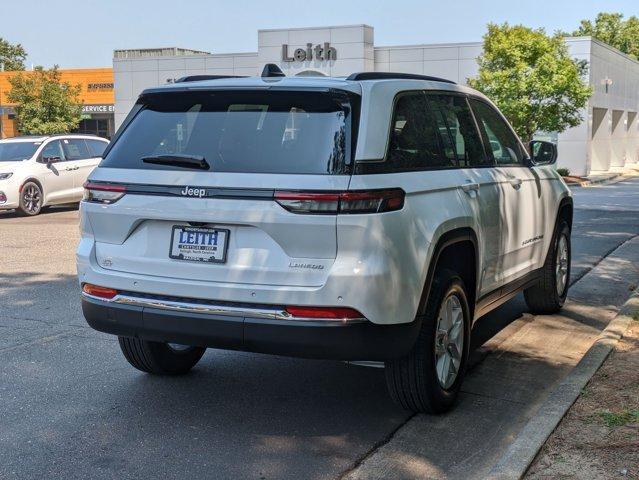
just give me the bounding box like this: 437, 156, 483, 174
75, 118, 111, 139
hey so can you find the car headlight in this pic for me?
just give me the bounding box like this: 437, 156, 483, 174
0, 173, 13, 180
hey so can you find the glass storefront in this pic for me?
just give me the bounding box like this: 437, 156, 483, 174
73, 112, 115, 139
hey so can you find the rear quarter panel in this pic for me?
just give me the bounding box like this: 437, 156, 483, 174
342, 170, 475, 325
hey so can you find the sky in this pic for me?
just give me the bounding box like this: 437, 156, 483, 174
1, 0, 637, 69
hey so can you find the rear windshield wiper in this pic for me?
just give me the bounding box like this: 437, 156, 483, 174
142, 154, 209, 170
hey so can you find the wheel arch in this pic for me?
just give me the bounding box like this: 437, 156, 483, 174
540, 195, 573, 263
20, 177, 45, 193
417, 227, 479, 318
19, 177, 46, 205
556, 196, 573, 230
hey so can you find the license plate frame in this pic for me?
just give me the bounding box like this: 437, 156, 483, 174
169, 225, 230, 264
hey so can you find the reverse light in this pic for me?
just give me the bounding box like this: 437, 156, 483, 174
285, 306, 365, 319
82, 283, 118, 300
275, 188, 405, 215
83, 182, 126, 204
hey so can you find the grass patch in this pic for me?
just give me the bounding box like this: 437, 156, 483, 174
596, 409, 639, 427
632, 310, 639, 322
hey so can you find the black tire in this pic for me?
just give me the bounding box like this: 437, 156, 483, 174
18, 181, 43, 216
118, 337, 206, 375
524, 220, 571, 314
385, 269, 471, 414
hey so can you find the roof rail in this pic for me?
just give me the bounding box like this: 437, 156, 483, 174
175, 75, 246, 83
346, 72, 456, 84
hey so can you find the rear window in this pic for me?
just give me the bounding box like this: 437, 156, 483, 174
101, 90, 356, 175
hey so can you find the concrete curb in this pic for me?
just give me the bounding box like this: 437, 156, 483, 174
487, 290, 639, 480
566, 169, 639, 188
565, 174, 622, 187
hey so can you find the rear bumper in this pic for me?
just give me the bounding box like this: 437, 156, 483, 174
81, 296, 421, 361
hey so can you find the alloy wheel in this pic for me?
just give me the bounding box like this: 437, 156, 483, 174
434, 293, 464, 389
555, 234, 569, 296
22, 185, 41, 214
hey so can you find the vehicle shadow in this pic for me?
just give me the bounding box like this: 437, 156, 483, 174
0, 203, 79, 219
2, 243, 635, 480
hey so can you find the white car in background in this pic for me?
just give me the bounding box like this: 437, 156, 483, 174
0, 134, 109, 216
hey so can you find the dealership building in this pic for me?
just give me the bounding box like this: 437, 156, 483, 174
0, 68, 115, 139
113, 25, 639, 176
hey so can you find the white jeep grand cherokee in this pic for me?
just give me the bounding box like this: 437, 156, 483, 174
77, 66, 572, 414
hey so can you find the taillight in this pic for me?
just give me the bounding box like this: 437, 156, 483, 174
274, 192, 340, 214
275, 188, 404, 214
285, 306, 365, 319
82, 283, 118, 300
339, 190, 405, 214
83, 182, 126, 204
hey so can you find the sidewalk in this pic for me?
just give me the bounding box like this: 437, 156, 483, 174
525, 307, 639, 479
565, 165, 639, 187
342, 236, 639, 480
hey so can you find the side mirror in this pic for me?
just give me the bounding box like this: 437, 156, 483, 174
43, 156, 61, 166
528, 140, 557, 166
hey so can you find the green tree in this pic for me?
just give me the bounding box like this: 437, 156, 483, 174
7, 66, 82, 135
468, 23, 592, 144
573, 12, 639, 60
0, 37, 27, 71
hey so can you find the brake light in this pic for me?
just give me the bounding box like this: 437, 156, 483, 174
83, 182, 126, 204
275, 188, 404, 214
82, 283, 118, 300
285, 306, 365, 319
339, 190, 405, 213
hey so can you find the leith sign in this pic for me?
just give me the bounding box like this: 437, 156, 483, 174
282, 43, 337, 62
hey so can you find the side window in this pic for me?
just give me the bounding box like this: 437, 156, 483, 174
386, 92, 455, 171
61, 139, 90, 161
469, 99, 525, 166
428, 94, 491, 167
40, 141, 65, 162
86, 139, 108, 158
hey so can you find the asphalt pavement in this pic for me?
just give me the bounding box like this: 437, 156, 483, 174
1, 178, 638, 480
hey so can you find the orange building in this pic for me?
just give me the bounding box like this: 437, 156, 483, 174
0, 67, 114, 139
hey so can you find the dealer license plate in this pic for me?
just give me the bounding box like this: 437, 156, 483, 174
169, 226, 229, 263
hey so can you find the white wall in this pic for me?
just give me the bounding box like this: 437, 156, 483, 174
374, 42, 481, 84
586, 39, 639, 172
627, 111, 639, 165
258, 25, 374, 77
113, 52, 258, 128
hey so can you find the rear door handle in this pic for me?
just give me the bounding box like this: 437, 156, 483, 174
461, 182, 479, 193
